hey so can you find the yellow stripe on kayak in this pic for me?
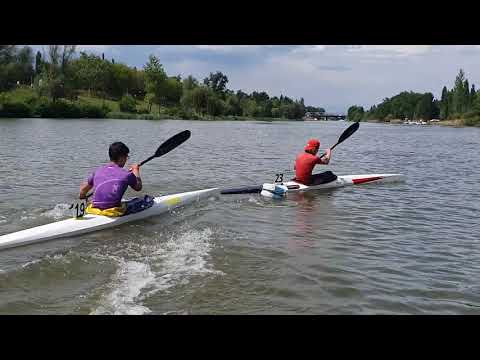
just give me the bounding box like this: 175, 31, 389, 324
165, 196, 181, 206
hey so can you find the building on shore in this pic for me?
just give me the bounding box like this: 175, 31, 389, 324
304, 111, 346, 121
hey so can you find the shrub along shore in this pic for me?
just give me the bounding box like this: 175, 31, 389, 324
347, 69, 480, 127
0, 88, 298, 120
0, 45, 324, 120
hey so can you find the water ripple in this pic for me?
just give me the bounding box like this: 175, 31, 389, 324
1, 119, 479, 314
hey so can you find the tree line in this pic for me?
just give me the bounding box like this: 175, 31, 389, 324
0, 45, 324, 119
348, 69, 480, 125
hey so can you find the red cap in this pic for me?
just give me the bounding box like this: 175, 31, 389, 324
304, 138, 320, 151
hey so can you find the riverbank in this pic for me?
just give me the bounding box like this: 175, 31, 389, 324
105, 111, 289, 121
0, 88, 303, 121
360, 118, 480, 127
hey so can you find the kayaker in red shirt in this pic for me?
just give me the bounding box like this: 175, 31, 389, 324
294, 139, 332, 185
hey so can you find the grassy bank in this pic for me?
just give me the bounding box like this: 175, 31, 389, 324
0, 87, 304, 121
437, 119, 480, 127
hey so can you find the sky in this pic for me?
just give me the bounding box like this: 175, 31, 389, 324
32, 45, 480, 113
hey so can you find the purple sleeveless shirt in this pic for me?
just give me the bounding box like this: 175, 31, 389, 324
87, 163, 138, 209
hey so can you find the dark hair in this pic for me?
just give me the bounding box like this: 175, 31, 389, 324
109, 142, 130, 161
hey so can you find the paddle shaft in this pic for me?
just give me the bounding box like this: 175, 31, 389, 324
318, 141, 340, 159
318, 122, 359, 159
139, 155, 155, 167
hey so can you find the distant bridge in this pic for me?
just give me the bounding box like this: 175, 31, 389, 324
304, 112, 346, 121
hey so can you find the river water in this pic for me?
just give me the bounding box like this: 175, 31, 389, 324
0, 118, 479, 314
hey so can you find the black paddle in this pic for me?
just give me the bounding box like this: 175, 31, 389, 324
138, 130, 191, 166
318, 121, 359, 159
84, 130, 191, 200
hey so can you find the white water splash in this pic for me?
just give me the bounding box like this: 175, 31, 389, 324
91, 227, 223, 315
20, 215, 37, 221
42, 203, 73, 220
145, 227, 224, 297
91, 260, 155, 315
21, 253, 72, 270
247, 197, 263, 206
21, 259, 42, 269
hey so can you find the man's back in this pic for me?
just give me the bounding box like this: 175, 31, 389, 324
87, 163, 137, 209
295, 152, 321, 184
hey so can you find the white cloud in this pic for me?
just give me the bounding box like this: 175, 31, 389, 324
76, 45, 121, 55
289, 45, 327, 55
77, 45, 112, 51
194, 45, 270, 52
346, 45, 433, 57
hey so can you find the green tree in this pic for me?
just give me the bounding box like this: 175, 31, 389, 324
35, 51, 42, 75
364, 91, 425, 121
251, 91, 269, 103
271, 107, 281, 118
203, 71, 228, 95
0, 45, 16, 63
206, 94, 224, 117
38, 45, 77, 101
180, 90, 194, 111
68, 51, 108, 98
110, 63, 131, 97
191, 86, 209, 114
464, 79, 470, 111
161, 77, 183, 106
306, 105, 325, 113
243, 99, 261, 117
472, 91, 480, 113
180, 75, 199, 111
0, 45, 35, 91
224, 94, 242, 116
236, 90, 248, 101
127, 68, 145, 99
183, 75, 198, 92
347, 105, 365, 122
440, 86, 449, 119
452, 69, 467, 115
190, 85, 225, 116
415, 93, 434, 120
144, 93, 155, 112
16, 46, 34, 85
431, 100, 440, 119
143, 55, 168, 112
470, 84, 476, 110
119, 94, 136, 113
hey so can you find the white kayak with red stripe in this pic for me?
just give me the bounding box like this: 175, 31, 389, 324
260, 173, 405, 198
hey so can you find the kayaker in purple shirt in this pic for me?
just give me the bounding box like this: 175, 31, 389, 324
79, 142, 142, 210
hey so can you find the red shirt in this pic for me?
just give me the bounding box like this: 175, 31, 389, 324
295, 152, 323, 184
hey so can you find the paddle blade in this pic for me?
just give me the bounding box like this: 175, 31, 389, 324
337, 122, 359, 145
155, 130, 191, 157
319, 121, 360, 157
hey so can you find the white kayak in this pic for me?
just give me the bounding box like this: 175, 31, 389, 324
261, 173, 405, 198
0, 188, 219, 251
